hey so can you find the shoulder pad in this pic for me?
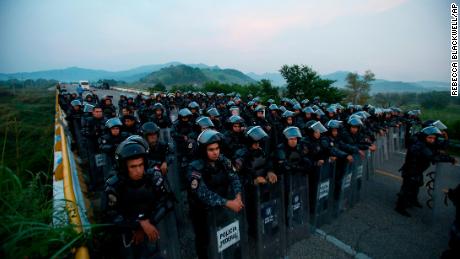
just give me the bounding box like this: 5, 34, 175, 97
190, 159, 205, 171
234, 147, 248, 158
106, 174, 120, 187
218, 155, 232, 168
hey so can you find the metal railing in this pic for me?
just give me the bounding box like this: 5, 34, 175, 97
53, 91, 90, 259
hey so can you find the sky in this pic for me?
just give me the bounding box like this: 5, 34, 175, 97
0, 0, 454, 81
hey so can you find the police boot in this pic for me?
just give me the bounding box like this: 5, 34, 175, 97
394, 206, 411, 217
395, 195, 411, 217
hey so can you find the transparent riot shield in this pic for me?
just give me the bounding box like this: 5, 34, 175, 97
100, 153, 115, 181
383, 133, 389, 161
391, 127, 400, 152
387, 128, 394, 154
207, 206, 249, 259
366, 150, 375, 180
159, 128, 172, 146
166, 150, 188, 226
156, 210, 181, 259
399, 125, 406, 151
350, 154, 364, 206
253, 179, 286, 259
375, 135, 384, 169
284, 172, 310, 246
334, 161, 353, 217
310, 162, 335, 229
431, 162, 460, 223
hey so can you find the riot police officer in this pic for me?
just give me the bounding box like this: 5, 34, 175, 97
140, 122, 169, 175
233, 126, 277, 187
395, 126, 457, 217
222, 115, 246, 157
81, 105, 107, 190
187, 129, 243, 259
99, 118, 128, 178
149, 103, 172, 130
103, 135, 175, 258
122, 114, 141, 135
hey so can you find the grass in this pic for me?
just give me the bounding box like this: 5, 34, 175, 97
0, 86, 87, 258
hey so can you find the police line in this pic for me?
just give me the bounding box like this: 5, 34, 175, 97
55, 87, 457, 258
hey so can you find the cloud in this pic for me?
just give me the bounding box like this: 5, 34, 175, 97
213, 0, 408, 49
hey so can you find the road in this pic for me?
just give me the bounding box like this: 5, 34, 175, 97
62, 84, 460, 259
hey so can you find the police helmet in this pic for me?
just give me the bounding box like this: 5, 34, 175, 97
326, 107, 336, 114
269, 104, 280, 111
178, 108, 193, 118
228, 115, 245, 124
283, 126, 302, 139
315, 109, 325, 116
432, 120, 448, 130
254, 105, 265, 113
115, 135, 149, 171
141, 122, 160, 135
227, 101, 236, 107
308, 121, 328, 133
245, 126, 268, 142
282, 110, 295, 118
71, 100, 82, 107
153, 102, 164, 111
303, 107, 315, 114
83, 104, 95, 113
348, 117, 364, 127
421, 126, 442, 136
105, 118, 123, 129
188, 101, 200, 109
326, 120, 343, 129
207, 107, 220, 117
196, 116, 215, 128
197, 129, 224, 146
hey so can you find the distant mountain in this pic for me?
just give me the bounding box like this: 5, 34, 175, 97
0, 62, 222, 83
321, 71, 448, 94
0, 63, 449, 93
139, 65, 256, 87
246, 72, 286, 86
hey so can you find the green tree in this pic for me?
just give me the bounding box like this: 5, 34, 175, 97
150, 82, 166, 93
345, 70, 375, 104
279, 64, 343, 102
258, 79, 279, 100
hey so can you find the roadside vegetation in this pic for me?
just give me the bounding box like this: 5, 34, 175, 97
0, 81, 84, 258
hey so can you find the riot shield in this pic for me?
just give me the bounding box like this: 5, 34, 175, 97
156, 210, 181, 259
159, 128, 172, 146
430, 162, 460, 223
252, 179, 286, 259
334, 161, 353, 217
284, 172, 310, 246
366, 150, 375, 180
398, 125, 406, 151
166, 150, 188, 226
350, 154, 364, 206
86, 140, 105, 190
309, 162, 335, 229
207, 206, 249, 259
382, 133, 389, 161
387, 128, 394, 154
